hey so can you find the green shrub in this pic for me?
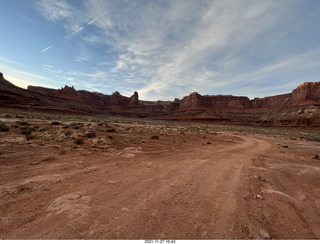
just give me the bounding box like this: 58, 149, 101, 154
151, 135, 159, 139
107, 128, 116, 133
51, 121, 60, 125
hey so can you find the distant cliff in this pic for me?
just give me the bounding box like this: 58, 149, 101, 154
1, 71, 320, 126
27, 85, 140, 112
169, 82, 320, 113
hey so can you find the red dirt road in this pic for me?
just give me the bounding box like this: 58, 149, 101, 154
1, 120, 320, 239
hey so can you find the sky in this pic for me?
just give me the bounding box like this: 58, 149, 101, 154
0, 0, 320, 101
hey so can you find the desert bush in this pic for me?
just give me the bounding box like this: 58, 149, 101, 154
63, 130, 73, 136
69, 122, 83, 130
314, 154, 319, 160
0, 122, 9, 132
108, 135, 113, 139
40, 126, 49, 132
107, 128, 116, 133
42, 155, 56, 162
20, 127, 36, 140
74, 138, 84, 144
26, 133, 36, 141
20, 127, 35, 135
306, 136, 320, 142
16, 121, 30, 126
85, 130, 97, 138
51, 121, 60, 125
151, 135, 159, 139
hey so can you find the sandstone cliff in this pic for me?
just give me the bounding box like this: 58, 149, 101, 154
1, 71, 320, 126
28, 85, 140, 112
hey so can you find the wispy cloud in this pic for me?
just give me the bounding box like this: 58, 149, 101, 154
35, 0, 73, 21
0, 63, 55, 89
31, 0, 320, 100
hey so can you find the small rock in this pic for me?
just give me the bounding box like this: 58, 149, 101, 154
256, 194, 264, 199
260, 229, 271, 239
170, 183, 175, 187
29, 161, 40, 165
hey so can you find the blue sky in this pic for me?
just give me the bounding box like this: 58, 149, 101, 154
0, 0, 320, 101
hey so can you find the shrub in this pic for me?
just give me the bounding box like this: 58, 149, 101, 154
16, 121, 30, 126
20, 127, 35, 135
151, 135, 159, 139
40, 126, 49, 132
42, 155, 56, 162
85, 131, 97, 138
69, 122, 83, 130
26, 133, 36, 141
0, 122, 9, 132
107, 128, 116, 133
74, 138, 84, 144
314, 154, 319, 160
63, 130, 73, 136
51, 121, 60, 125
108, 135, 113, 139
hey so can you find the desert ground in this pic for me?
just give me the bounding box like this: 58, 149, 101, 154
0, 110, 320, 240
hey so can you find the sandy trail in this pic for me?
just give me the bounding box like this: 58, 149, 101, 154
1, 129, 319, 239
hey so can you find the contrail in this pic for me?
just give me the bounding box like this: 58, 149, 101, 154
65, 26, 84, 40
86, 11, 108, 26
41, 45, 53, 53
41, 11, 108, 53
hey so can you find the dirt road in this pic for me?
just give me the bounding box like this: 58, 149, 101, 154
1, 121, 320, 239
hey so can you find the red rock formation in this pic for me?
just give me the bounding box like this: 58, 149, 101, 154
27, 85, 141, 111
292, 82, 320, 105
177, 92, 251, 112
1, 71, 320, 125
251, 93, 293, 112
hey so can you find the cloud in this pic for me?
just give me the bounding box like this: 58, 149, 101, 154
35, 0, 73, 21
32, 0, 320, 101
85, 0, 287, 100
0, 63, 55, 89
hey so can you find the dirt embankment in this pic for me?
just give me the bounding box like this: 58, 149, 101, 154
0, 117, 320, 239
